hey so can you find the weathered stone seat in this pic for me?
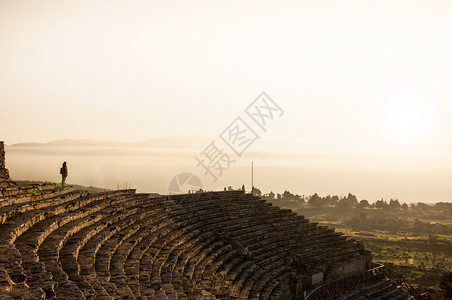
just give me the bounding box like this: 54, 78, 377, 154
0, 182, 56, 197
334, 278, 409, 300
80, 204, 163, 296
28, 190, 138, 293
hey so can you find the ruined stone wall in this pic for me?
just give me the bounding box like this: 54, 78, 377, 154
0, 169, 9, 180
0, 141, 5, 169
0, 141, 10, 179
327, 256, 368, 280
0, 141, 14, 186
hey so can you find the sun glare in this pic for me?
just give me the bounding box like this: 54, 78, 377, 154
386, 104, 427, 142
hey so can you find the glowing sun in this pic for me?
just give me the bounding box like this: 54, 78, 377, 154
386, 104, 428, 142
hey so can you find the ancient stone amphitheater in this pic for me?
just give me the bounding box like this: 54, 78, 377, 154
0, 142, 417, 299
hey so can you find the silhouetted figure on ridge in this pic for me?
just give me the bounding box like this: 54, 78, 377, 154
60, 162, 68, 187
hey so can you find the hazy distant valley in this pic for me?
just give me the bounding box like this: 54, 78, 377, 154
6, 138, 452, 203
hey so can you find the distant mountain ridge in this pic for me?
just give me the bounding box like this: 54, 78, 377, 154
8, 136, 211, 149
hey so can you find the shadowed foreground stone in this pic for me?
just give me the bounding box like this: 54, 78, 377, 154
0, 185, 412, 299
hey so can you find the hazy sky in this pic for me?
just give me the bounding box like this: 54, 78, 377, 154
1, 1, 452, 201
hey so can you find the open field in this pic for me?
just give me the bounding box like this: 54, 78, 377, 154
334, 227, 452, 287
290, 204, 452, 287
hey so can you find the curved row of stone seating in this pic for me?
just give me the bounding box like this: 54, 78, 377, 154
0, 182, 57, 198
334, 278, 409, 300
0, 184, 139, 298
144, 192, 363, 300
0, 185, 368, 299
170, 193, 350, 298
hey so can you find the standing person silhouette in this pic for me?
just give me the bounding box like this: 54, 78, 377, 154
60, 162, 68, 187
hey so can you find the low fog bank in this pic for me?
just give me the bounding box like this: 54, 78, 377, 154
4, 141, 451, 203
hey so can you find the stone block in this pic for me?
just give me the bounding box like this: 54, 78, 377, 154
302, 272, 324, 288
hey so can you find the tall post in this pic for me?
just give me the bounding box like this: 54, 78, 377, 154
251, 162, 254, 191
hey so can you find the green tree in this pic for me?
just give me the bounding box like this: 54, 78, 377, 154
357, 199, 370, 209
389, 199, 401, 209
308, 193, 323, 208
347, 193, 358, 207
282, 190, 295, 201
251, 186, 262, 196
331, 195, 339, 206
375, 199, 388, 209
